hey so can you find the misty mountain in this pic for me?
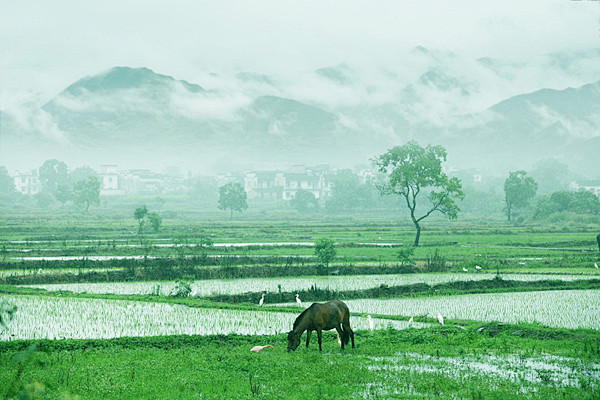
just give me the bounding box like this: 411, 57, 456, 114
2, 48, 600, 175
431, 81, 600, 172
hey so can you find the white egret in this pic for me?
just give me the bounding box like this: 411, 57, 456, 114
462, 267, 468, 272
250, 345, 273, 353
436, 313, 444, 325
295, 294, 302, 307
475, 265, 482, 271
595, 263, 598, 269
259, 293, 265, 307
366, 315, 374, 331
408, 316, 414, 327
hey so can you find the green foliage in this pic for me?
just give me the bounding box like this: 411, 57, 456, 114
69, 166, 98, 186
424, 249, 448, 272
133, 205, 148, 234
33, 192, 54, 209
170, 280, 192, 298
73, 176, 101, 212
0, 166, 18, 204
373, 141, 464, 246
314, 238, 336, 266
325, 169, 373, 212
534, 190, 600, 220
504, 170, 538, 222
53, 183, 73, 206
38, 159, 69, 194
396, 246, 415, 266
218, 182, 248, 219
147, 212, 162, 233
290, 190, 319, 213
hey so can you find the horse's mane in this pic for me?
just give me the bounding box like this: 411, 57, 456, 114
292, 306, 312, 329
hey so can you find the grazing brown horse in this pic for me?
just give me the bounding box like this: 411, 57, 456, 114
287, 300, 355, 352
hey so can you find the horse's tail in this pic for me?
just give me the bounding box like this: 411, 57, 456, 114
340, 327, 350, 346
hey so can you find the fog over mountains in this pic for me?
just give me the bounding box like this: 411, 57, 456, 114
2, 46, 600, 176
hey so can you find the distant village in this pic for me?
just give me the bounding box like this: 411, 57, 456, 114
12, 164, 357, 201
11, 164, 600, 200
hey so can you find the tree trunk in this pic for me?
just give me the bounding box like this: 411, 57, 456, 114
413, 221, 421, 247
230, 209, 233, 220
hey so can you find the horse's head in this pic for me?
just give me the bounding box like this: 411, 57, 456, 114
287, 330, 300, 352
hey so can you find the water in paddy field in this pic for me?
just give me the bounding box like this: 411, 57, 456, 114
0, 295, 422, 341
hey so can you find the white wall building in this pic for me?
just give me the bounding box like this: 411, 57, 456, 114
14, 170, 42, 195
570, 180, 600, 198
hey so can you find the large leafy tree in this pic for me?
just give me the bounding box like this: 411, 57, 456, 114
325, 169, 373, 212
290, 190, 319, 213
73, 176, 100, 212
39, 159, 69, 194
69, 166, 98, 186
218, 182, 248, 219
373, 141, 464, 246
504, 171, 538, 222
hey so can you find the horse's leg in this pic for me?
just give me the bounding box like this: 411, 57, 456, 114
343, 319, 355, 349
306, 330, 312, 348
316, 329, 323, 351
336, 325, 345, 350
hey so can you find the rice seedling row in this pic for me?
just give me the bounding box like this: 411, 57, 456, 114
275, 289, 600, 330
22, 273, 600, 297
0, 295, 416, 341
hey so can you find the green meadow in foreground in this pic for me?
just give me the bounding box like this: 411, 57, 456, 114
1, 325, 600, 400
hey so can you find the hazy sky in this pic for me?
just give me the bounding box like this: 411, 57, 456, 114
1, 0, 598, 98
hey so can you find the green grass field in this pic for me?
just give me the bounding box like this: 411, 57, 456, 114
1, 211, 600, 399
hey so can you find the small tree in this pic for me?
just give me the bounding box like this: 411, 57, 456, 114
290, 190, 319, 213
314, 238, 336, 267
218, 182, 248, 219
73, 176, 101, 212
148, 212, 162, 233
134, 205, 148, 235
504, 171, 538, 222
373, 141, 464, 246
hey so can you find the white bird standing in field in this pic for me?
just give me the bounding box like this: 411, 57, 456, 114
462, 267, 468, 272
366, 315, 374, 331
475, 265, 482, 271
250, 345, 273, 353
436, 313, 444, 326
408, 316, 414, 327
295, 294, 302, 307
259, 293, 265, 307
595, 262, 598, 269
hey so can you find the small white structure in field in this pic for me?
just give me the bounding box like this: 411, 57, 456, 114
366, 315, 374, 331
259, 294, 265, 307
250, 345, 273, 353
295, 294, 302, 307
436, 313, 444, 326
